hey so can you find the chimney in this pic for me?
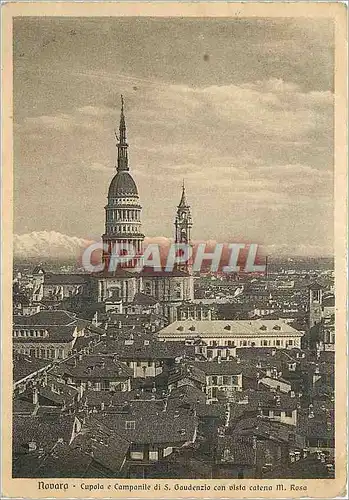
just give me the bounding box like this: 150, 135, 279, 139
28, 441, 37, 452
225, 403, 230, 427
217, 355, 221, 364
32, 386, 39, 405
101, 402, 105, 411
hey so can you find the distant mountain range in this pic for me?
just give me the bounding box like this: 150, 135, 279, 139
13, 231, 94, 260
13, 231, 333, 261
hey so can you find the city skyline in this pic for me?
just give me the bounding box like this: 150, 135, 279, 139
14, 17, 334, 257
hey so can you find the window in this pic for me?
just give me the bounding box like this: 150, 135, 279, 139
101, 380, 110, 391
136, 361, 141, 367
288, 339, 293, 346
125, 421, 136, 430
147, 361, 152, 367
285, 411, 293, 418
262, 409, 269, 416
243, 340, 247, 346
231, 375, 239, 385
274, 410, 281, 417
211, 376, 218, 385
222, 376, 231, 385
276, 340, 281, 346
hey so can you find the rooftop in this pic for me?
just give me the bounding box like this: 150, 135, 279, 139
158, 319, 303, 338
13, 310, 77, 327
13, 354, 52, 383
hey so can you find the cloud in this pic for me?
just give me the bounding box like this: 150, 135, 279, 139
88, 162, 114, 173
22, 106, 112, 132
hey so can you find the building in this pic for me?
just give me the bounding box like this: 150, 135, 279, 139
157, 319, 303, 350
190, 360, 243, 402
13, 310, 101, 360
94, 98, 194, 321
102, 95, 144, 270
57, 354, 133, 392
174, 181, 193, 273
309, 283, 323, 328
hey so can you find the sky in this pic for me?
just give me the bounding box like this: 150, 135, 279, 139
13, 17, 334, 256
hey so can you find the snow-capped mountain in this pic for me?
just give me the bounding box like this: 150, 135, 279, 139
13, 231, 96, 259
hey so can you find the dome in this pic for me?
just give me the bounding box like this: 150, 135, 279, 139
108, 171, 138, 198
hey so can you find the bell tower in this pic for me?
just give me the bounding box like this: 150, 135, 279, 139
174, 181, 193, 272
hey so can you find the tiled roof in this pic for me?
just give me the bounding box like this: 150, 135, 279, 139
81, 389, 133, 408
297, 411, 334, 440
168, 384, 207, 405
13, 397, 36, 415
158, 319, 303, 338
233, 417, 305, 448
94, 338, 192, 360
13, 310, 77, 326
258, 377, 291, 393
323, 295, 335, 307
132, 292, 159, 305
61, 355, 133, 379
13, 414, 76, 453
168, 364, 206, 386
13, 325, 76, 344
234, 389, 299, 411
195, 403, 227, 419
34, 442, 93, 478
36, 377, 79, 405
216, 436, 256, 465
94, 406, 198, 445
263, 454, 334, 479
13, 354, 51, 383
44, 274, 88, 285
190, 360, 242, 376
73, 419, 130, 473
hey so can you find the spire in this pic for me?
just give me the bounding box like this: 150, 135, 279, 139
119, 95, 126, 144
178, 179, 188, 207
117, 94, 129, 172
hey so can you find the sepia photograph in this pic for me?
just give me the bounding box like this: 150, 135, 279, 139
1, 3, 347, 499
